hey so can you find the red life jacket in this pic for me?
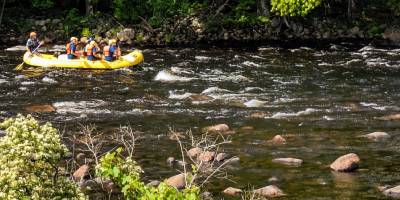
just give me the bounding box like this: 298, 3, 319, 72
87, 45, 94, 56
103, 45, 110, 56
66, 42, 71, 54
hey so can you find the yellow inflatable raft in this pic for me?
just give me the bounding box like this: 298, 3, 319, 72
22, 50, 144, 70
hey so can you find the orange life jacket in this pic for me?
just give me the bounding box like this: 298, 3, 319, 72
87, 45, 94, 56
116, 47, 121, 57
66, 42, 71, 54
103, 45, 110, 56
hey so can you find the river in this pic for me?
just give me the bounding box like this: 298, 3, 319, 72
1, 44, 400, 199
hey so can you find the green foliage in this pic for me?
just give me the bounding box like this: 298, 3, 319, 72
0, 115, 86, 200
387, 0, 400, 16
81, 28, 92, 37
271, 0, 322, 16
64, 8, 89, 36
31, 0, 54, 10
96, 148, 200, 200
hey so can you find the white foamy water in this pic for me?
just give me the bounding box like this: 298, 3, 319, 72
360, 102, 378, 107
154, 70, 195, 82
21, 81, 35, 86
243, 99, 266, 107
42, 77, 58, 84
195, 56, 213, 61
53, 100, 108, 114
5, 45, 26, 51
242, 61, 261, 67
168, 91, 194, 99
48, 45, 66, 52
0, 79, 7, 84
201, 87, 232, 95
271, 108, 320, 119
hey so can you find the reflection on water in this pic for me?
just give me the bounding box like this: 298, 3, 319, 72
1, 44, 400, 199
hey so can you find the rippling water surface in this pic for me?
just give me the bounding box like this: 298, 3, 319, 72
1, 44, 400, 199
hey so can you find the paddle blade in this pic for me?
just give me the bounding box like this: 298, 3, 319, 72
15, 63, 24, 70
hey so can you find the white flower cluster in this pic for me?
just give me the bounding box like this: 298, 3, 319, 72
0, 114, 87, 200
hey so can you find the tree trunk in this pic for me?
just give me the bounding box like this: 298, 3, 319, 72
0, 0, 5, 27
347, 0, 353, 20
257, 0, 270, 17
85, 0, 93, 16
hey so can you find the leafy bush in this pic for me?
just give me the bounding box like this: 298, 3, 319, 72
271, 0, 322, 16
0, 115, 86, 200
96, 148, 200, 200
31, 0, 54, 10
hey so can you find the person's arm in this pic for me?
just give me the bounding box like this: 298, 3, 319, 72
71, 44, 79, 57
26, 40, 32, 53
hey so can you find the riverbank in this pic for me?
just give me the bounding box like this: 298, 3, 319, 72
2, 14, 400, 48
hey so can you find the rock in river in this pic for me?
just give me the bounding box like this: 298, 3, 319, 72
363, 132, 390, 141
272, 158, 303, 166
187, 147, 203, 158
203, 124, 230, 133
223, 187, 243, 196
166, 173, 187, 189
253, 185, 285, 198
330, 153, 360, 172
198, 151, 215, 162
268, 135, 286, 144
73, 165, 90, 182
383, 185, 400, 198
25, 104, 56, 113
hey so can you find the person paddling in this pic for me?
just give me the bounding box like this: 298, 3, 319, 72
26, 32, 44, 54
66, 37, 79, 59
86, 41, 100, 61
103, 39, 120, 62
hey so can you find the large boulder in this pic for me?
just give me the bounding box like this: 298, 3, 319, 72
330, 153, 360, 172
363, 132, 390, 141
166, 173, 187, 189
73, 165, 90, 182
253, 185, 285, 198
383, 27, 400, 44
223, 187, 243, 196
383, 185, 400, 198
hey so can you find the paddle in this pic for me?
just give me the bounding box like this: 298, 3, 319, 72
15, 42, 43, 70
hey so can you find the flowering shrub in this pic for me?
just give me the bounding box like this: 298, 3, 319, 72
0, 114, 86, 200
97, 148, 200, 200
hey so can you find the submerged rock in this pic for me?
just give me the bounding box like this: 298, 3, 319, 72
166, 157, 175, 165
215, 153, 227, 162
25, 104, 56, 113
268, 135, 286, 144
253, 185, 285, 198
363, 132, 390, 141
272, 158, 303, 166
147, 180, 161, 187
249, 112, 270, 119
383, 185, 400, 198
223, 187, 243, 196
166, 173, 187, 189
379, 114, 400, 120
330, 153, 360, 172
203, 124, 230, 133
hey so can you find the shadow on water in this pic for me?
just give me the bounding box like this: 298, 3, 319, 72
1, 44, 400, 199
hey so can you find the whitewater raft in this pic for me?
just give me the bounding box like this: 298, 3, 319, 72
22, 50, 144, 69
